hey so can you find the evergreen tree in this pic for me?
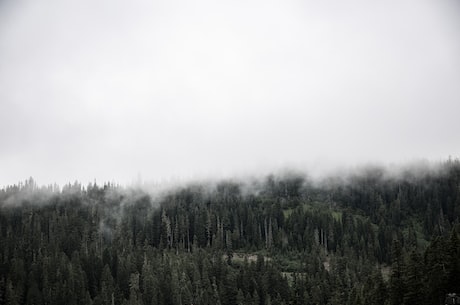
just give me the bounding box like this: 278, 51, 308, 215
403, 250, 424, 305
389, 239, 405, 305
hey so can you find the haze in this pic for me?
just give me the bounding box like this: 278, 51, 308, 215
1, 0, 460, 186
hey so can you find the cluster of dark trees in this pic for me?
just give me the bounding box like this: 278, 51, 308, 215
0, 160, 459, 305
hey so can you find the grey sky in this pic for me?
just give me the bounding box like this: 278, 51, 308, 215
1, 0, 460, 186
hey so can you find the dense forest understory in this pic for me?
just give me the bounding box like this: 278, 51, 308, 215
1, 161, 460, 305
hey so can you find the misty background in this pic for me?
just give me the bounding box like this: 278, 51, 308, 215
1, 0, 460, 187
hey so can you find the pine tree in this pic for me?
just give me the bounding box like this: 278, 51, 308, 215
403, 250, 424, 305
446, 229, 460, 292
389, 239, 405, 305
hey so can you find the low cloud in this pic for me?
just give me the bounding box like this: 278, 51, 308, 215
0, 0, 459, 186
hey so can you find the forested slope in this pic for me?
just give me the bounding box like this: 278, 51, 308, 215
1, 160, 460, 305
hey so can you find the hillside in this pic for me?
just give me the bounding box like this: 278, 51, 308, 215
1, 160, 460, 305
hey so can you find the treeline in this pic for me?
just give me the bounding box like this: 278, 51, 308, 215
0, 160, 459, 305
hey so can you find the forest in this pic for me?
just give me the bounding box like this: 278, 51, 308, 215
0, 160, 459, 305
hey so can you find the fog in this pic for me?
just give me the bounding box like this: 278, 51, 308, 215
1, 0, 460, 186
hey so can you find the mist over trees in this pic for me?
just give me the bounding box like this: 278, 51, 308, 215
1, 160, 460, 305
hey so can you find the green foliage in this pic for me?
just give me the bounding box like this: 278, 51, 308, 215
1, 160, 460, 305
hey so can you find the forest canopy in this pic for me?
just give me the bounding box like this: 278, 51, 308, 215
1, 160, 459, 305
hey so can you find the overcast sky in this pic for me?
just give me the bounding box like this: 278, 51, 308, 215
1, 0, 460, 186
